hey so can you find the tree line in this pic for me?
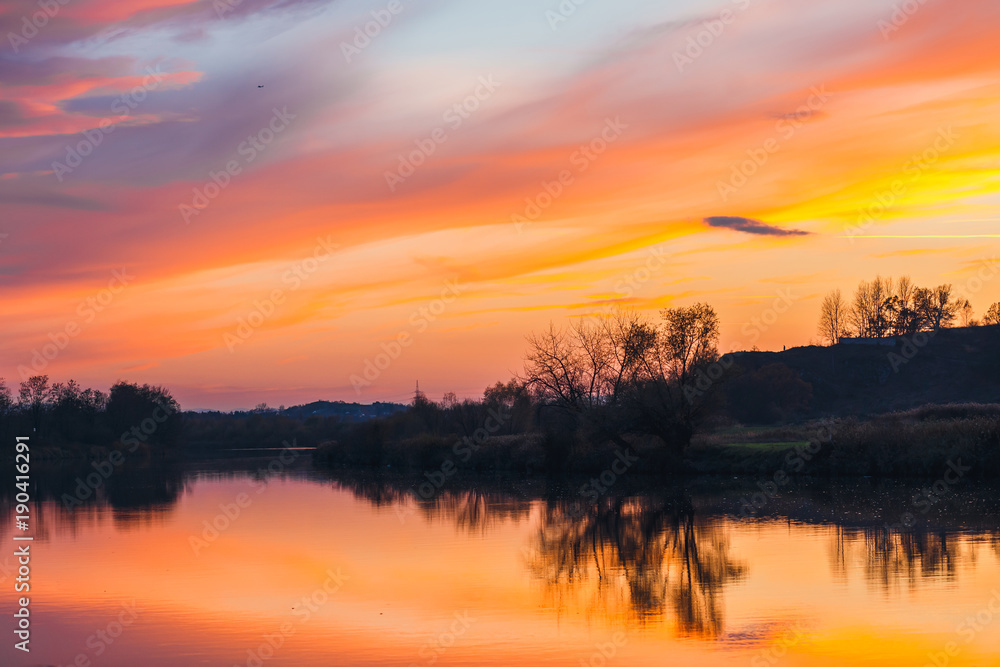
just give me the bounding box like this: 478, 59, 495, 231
0, 302, 798, 462
818, 275, 1000, 344
0, 375, 181, 449
520, 305, 722, 456
321, 303, 777, 472
12, 281, 996, 463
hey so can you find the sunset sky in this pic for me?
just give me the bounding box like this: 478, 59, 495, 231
2, 0, 999, 409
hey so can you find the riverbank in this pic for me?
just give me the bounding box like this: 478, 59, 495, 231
0, 439, 166, 462
10, 402, 998, 480
314, 403, 1000, 479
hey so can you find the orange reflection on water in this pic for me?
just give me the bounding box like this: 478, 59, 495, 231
1, 470, 999, 667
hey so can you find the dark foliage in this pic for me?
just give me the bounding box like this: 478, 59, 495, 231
723, 363, 812, 424
0, 375, 182, 451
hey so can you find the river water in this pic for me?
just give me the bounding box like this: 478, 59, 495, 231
2, 453, 999, 666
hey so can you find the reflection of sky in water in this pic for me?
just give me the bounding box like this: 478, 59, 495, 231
1, 464, 999, 666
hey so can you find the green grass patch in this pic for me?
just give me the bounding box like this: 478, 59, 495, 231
721, 441, 809, 451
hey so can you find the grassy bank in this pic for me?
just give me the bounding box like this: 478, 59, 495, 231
690, 403, 1000, 477
316, 403, 1000, 479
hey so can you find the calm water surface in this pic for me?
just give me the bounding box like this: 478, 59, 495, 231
2, 455, 999, 666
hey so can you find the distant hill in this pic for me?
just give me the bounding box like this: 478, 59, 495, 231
278, 400, 408, 421
722, 324, 1000, 419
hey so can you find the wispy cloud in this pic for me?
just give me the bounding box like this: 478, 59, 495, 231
704, 216, 811, 237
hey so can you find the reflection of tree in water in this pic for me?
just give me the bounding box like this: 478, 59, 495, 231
104, 463, 184, 506
330, 472, 1000, 635
328, 472, 746, 636
0, 458, 185, 540
430, 489, 532, 534
829, 526, 981, 591
526, 494, 747, 637
330, 473, 413, 509
331, 473, 534, 535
